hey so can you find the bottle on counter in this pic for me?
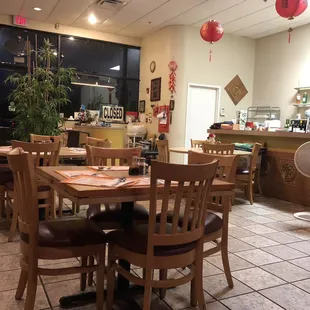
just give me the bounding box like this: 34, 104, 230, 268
296, 92, 301, 104
302, 92, 308, 104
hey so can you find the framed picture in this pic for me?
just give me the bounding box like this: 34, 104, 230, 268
169, 99, 175, 111
150, 77, 161, 102
138, 100, 146, 113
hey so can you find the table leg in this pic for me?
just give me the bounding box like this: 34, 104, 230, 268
117, 201, 134, 291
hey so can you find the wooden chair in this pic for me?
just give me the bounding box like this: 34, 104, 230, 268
85, 146, 149, 287
188, 151, 238, 288
106, 160, 218, 310
235, 143, 262, 205
156, 140, 169, 163
190, 139, 206, 148
202, 143, 235, 155
86, 137, 112, 148
5, 141, 61, 242
6, 150, 106, 310
30, 134, 63, 144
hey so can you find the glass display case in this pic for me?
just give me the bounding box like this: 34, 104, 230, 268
247, 106, 281, 123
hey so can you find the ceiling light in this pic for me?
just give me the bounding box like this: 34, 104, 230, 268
88, 14, 97, 25
68, 36, 75, 41
110, 65, 120, 71
72, 81, 115, 89
33, 7, 41, 11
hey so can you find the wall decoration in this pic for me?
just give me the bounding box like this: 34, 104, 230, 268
168, 60, 178, 96
225, 75, 248, 106
200, 20, 224, 62
157, 105, 170, 133
169, 99, 175, 111
138, 100, 146, 113
150, 61, 156, 73
275, 0, 308, 20
150, 77, 161, 102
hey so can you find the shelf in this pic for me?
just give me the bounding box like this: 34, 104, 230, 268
295, 87, 310, 91
293, 104, 310, 107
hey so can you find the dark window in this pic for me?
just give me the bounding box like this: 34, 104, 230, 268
127, 48, 140, 79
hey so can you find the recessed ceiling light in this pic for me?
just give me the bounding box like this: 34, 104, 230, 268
88, 14, 97, 25
68, 36, 75, 41
110, 65, 120, 71
33, 7, 42, 11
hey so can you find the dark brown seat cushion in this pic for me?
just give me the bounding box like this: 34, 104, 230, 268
5, 182, 50, 192
0, 168, 13, 186
156, 211, 223, 235
107, 223, 196, 257
87, 203, 149, 224
21, 219, 106, 247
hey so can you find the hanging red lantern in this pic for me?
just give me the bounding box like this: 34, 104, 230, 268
275, 0, 308, 20
200, 20, 224, 43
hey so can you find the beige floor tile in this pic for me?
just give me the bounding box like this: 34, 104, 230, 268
0, 254, 21, 272
38, 258, 78, 267
0, 269, 40, 292
0, 286, 49, 310
228, 227, 256, 238
232, 267, 285, 290
0, 230, 20, 243
227, 237, 255, 253
163, 282, 214, 310
245, 208, 276, 216
261, 261, 310, 282
228, 215, 256, 227
206, 254, 254, 272
293, 278, 310, 293
230, 208, 257, 218
264, 222, 295, 232
0, 242, 20, 257
222, 292, 283, 310
286, 229, 310, 240
288, 241, 310, 255
202, 261, 223, 277
40, 261, 81, 284
260, 284, 310, 310
44, 278, 95, 307
187, 301, 228, 310
267, 213, 294, 221
202, 273, 252, 300
243, 224, 277, 235
263, 231, 303, 244
284, 219, 310, 229
245, 216, 276, 224
239, 235, 279, 248
262, 244, 308, 260
234, 249, 282, 266
203, 242, 221, 256
290, 257, 310, 271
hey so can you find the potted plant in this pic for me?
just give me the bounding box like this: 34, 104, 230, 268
6, 38, 76, 141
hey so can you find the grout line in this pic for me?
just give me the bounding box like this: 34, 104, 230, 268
39, 275, 53, 310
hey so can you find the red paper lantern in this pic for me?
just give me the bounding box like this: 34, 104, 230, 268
200, 20, 224, 44
275, 0, 308, 20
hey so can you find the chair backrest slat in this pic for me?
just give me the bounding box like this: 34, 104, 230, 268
191, 139, 206, 148
202, 143, 235, 155
30, 134, 62, 144
156, 140, 169, 163
11, 140, 61, 168
149, 160, 218, 249
250, 143, 262, 171
86, 145, 142, 167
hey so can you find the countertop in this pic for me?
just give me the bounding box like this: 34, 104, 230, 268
208, 129, 310, 139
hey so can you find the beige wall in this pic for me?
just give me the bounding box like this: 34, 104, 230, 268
253, 23, 310, 124
0, 14, 140, 47
139, 25, 256, 161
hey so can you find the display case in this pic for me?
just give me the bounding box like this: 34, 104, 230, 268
247, 106, 280, 123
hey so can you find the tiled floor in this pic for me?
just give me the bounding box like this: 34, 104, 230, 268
1, 195, 310, 309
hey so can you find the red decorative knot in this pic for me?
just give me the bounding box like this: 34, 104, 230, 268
275, 0, 308, 20
168, 61, 178, 94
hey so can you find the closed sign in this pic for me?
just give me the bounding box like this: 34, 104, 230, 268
102, 106, 123, 121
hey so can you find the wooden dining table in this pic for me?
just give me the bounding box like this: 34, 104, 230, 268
36, 165, 235, 307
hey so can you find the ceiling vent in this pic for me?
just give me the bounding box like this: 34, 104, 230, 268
95, 0, 128, 10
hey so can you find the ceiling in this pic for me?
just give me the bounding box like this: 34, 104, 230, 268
1, 0, 310, 39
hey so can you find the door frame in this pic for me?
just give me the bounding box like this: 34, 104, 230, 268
185, 83, 221, 147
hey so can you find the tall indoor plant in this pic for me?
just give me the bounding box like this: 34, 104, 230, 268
6, 38, 76, 141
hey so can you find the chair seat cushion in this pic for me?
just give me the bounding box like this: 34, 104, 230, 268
0, 168, 13, 186
87, 203, 149, 223
236, 168, 250, 175
156, 211, 223, 235
107, 223, 196, 257
21, 219, 106, 247
5, 182, 50, 192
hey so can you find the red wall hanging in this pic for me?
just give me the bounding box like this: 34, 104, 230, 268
200, 20, 224, 62
168, 60, 178, 97
275, 0, 308, 20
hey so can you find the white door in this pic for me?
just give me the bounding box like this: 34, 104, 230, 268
185, 84, 218, 148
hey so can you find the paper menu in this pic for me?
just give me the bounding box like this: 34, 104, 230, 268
88, 166, 130, 171
61, 175, 137, 188
56, 170, 101, 179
